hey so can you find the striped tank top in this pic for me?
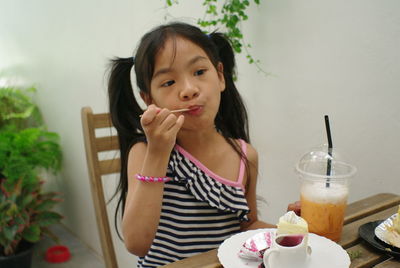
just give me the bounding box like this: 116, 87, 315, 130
137, 139, 250, 267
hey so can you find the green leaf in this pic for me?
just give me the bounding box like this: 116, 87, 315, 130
348, 250, 362, 261
35, 211, 63, 227
3, 225, 19, 241
35, 198, 61, 212
22, 224, 40, 242
20, 194, 34, 207
6, 203, 19, 216
13, 214, 26, 225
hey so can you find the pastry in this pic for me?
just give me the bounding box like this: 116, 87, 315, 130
276, 211, 308, 235
386, 205, 400, 248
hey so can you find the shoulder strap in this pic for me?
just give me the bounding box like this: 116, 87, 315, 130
237, 139, 247, 185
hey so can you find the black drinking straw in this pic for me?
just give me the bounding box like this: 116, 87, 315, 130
325, 115, 333, 188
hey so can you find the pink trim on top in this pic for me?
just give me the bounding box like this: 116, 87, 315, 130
237, 139, 247, 185
174, 139, 247, 190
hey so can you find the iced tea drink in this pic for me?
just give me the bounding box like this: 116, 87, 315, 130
300, 182, 348, 242
296, 145, 356, 242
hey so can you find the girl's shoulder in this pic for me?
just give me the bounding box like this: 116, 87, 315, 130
235, 139, 258, 163
247, 142, 258, 163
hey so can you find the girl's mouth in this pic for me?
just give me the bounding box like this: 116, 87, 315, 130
186, 105, 203, 116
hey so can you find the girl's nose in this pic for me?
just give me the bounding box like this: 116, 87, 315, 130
179, 80, 199, 100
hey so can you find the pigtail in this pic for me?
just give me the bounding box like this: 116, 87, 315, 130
209, 33, 253, 191
107, 57, 144, 239
108, 57, 143, 140
108, 57, 144, 180
209, 33, 250, 143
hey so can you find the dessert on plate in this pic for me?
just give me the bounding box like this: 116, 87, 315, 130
277, 211, 308, 235
385, 205, 400, 248
237, 211, 309, 262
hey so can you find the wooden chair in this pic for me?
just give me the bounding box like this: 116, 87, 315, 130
81, 106, 120, 268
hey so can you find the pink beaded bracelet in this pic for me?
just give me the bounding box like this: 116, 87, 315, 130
135, 174, 171, 183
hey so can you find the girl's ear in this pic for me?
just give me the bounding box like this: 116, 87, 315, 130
217, 62, 226, 92
140, 92, 153, 105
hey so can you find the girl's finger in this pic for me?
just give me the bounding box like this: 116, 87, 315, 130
158, 113, 180, 131
287, 201, 301, 216
148, 108, 172, 128
167, 115, 185, 135
140, 105, 161, 125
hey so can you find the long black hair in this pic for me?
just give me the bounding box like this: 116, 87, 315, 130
107, 22, 250, 237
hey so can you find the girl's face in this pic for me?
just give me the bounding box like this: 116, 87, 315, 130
144, 36, 225, 130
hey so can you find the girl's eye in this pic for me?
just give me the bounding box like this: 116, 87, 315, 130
161, 80, 175, 87
194, 69, 207, 76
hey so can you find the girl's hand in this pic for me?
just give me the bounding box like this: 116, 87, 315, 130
140, 104, 185, 153
287, 201, 301, 216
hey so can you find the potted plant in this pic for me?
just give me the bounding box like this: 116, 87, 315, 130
0, 86, 63, 267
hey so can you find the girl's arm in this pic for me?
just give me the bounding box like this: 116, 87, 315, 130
122, 142, 168, 256
240, 144, 276, 231
122, 105, 184, 256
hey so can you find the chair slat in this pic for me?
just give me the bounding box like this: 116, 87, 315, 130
96, 136, 119, 152
93, 113, 113, 128
99, 158, 121, 175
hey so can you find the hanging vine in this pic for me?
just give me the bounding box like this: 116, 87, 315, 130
165, 0, 266, 74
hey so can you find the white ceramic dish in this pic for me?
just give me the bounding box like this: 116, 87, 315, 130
217, 228, 350, 268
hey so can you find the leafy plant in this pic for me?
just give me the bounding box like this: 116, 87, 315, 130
0, 176, 62, 256
0, 128, 62, 185
0, 87, 43, 130
166, 0, 266, 74
0, 86, 63, 256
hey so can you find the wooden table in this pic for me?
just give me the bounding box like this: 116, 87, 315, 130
162, 193, 400, 268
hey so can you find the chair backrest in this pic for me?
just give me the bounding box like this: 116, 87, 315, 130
81, 106, 120, 268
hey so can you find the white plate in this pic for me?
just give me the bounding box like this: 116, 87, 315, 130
375, 213, 399, 248
217, 228, 350, 268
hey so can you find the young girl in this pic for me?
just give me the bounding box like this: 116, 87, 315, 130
108, 22, 276, 268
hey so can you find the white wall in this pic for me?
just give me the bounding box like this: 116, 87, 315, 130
1, 1, 399, 267
242, 0, 400, 222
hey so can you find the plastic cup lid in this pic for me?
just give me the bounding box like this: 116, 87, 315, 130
295, 144, 357, 180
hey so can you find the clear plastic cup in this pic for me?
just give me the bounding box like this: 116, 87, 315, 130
295, 145, 357, 242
